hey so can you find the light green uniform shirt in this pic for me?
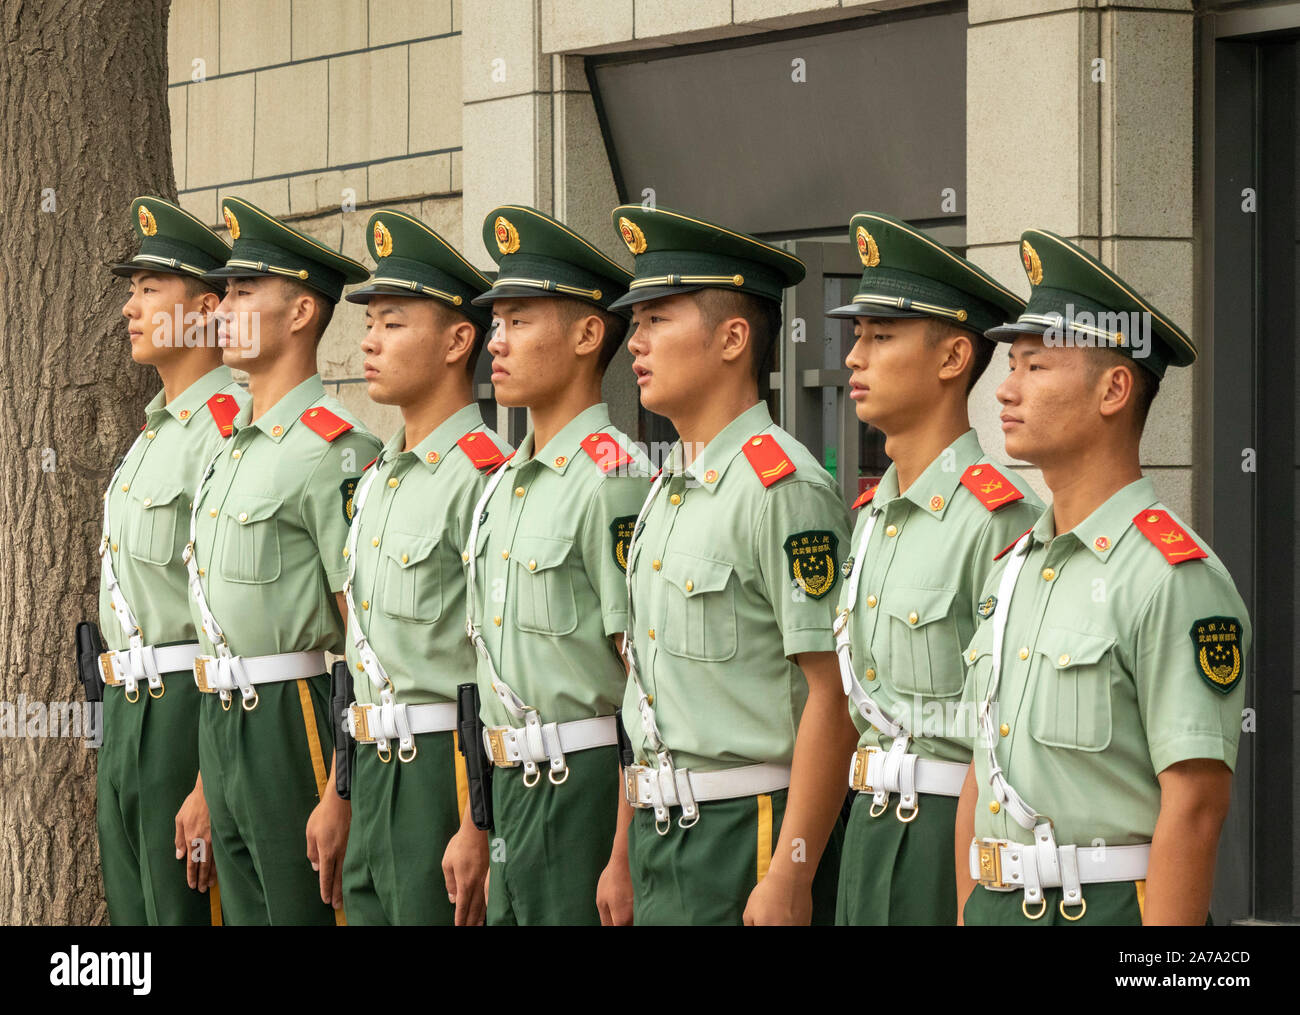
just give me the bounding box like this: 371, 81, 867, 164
99, 366, 249, 652
838, 429, 1042, 763
622, 402, 852, 772
188, 374, 382, 658
473, 403, 650, 728
347, 405, 511, 707
964, 476, 1251, 847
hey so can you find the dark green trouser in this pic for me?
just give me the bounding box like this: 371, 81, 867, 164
96, 671, 217, 926
836, 792, 959, 925
964, 880, 1146, 925
342, 729, 467, 925
629, 788, 844, 925
199, 676, 339, 926
487, 745, 620, 926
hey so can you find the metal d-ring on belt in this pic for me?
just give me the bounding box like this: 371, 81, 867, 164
462, 462, 618, 787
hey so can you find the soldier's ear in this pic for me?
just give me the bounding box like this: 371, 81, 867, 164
197, 289, 221, 317
1096, 361, 1136, 420
717, 315, 750, 365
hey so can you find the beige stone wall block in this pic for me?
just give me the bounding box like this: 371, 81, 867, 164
462, 94, 550, 267
840, 0, 942, 12
409, 36, 464, 151
552, 91, 624, 269
329, 47, 411, 167
218, 179, 291, 219
554, 54, 591, 93
463, 0, 546, 103
634, 0, 734, 37
540, 0, 634, 54
254, 62, 329, 178
169, 0, 221, 84
169, 88, 188, 189
186, 73, 256, 189
330, 382, 404, 443
220, 0, 291, 74
178, 188, 219, 228
291, 0, 369, 60
288, 168, 369, 217
1145, 466, 1193, 526
969, 0, 1094, 25
1102, 10, 1193, 237
967, 12, 1090, 246
370, 0, 454, 47
735, 0, 842, 28
418, 195, 464, 250
368, 153, 454, 202
451, 149, 462, 191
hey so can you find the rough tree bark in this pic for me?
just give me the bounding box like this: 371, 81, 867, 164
0, 0, 175, 924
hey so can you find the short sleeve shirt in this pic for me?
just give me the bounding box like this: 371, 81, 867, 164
964, 476, 1251, 847
187, 373, 382, 658
98, 366, 249, 652
471, 402, 650, 728
346, 405, 511, 707
837, 429, 1042, 763
622, 401, 852, 772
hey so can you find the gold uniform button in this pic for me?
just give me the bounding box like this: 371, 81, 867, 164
372, 537, 380, 547
142, 498, 152, 507
685, 579, 694, 592
645, 694, 653, 705
361, 601, 369, 610
1018, 647, 1029, 660
669, 493, 681, 506
989, 801, 1001, 814
971, 467, 983, 477
209, 508, 217, 517
493, 616, 502, 626
885, 524, 898, 537
999, 723, 1010, 737
198, 567, 205, 577
232, 449, 242, 459
866, 595, 877, 608
462, 552, 469, 562
514, 486, 525, 498
238, 512, 248, 523
502, 550, 510, 560
652, 559, 662, 571
751, 438, 763, 446
388, 478, 399, 488
1147, 514, 1159, 524
968, 649, 977, 662
145, 430, 156, 439
648, 628, 655, 639
1058, 653, 1071, 666
864, 668, 876, 681
401, 553, 409, 564
528, 559, 537, 571
908, 611, 919, 625
111, 543, 118, 553
342, 548, 349, 558
1041, 567, 1055, 581
121, 484, 129, 493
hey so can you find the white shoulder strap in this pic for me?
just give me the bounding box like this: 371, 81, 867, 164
99, 432, 149, 647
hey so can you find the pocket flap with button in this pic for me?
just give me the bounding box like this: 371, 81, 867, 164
383, 532, 440, 569
1029, 626, 1115, 751
1034, 627, 1115, 668
661, 551, 733, 597
223, 494, 282, 524
882, 585, 958, 627
133, 483, 185, 511
511, 535, 574, 574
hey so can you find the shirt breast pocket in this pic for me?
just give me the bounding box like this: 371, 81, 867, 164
661, 551, 737, 662
220, 495, 283, 584
1029, 627, 1115, 751
511, 535, 578, 636
380, 532, 442, 623
127, 483, 186, 566
882, 585, 963, 697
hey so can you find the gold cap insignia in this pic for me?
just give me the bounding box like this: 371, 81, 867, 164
137, 205, 157, 237
494, 216, 520, 256
856, 226, 880, 268
373, 220, 393, 258
223, 207, 240, 240
619, 216, 647, 255
1021, 240, 1043, 285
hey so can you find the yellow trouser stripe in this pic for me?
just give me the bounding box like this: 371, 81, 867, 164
1135, 879, 1146, 920
756, 793, 773, 883
209, 881, 222, 926
453, 730, 470, 821
294, 678, 346, 926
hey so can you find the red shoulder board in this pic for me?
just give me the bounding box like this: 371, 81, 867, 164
1132, 509, 1208, 565
363, 456, 378, 471
960, 464, 1025, 511
457, 431, 506, 471
206, 393, 240, 438
580, 432, 633, 474
851, 485, 878, 510
994, 528, 1033, 561
490, 451, 515, 473
300, 406, 353, 442
741, 433, 796, 487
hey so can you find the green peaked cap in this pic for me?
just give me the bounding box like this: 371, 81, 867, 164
825, 211, 1025, 336
473, 205, 633, 316
206, 196, 369, 304
608, 204, 805, 309
345, 210, 493, 330
110, 197, 231, 292
985, 229, 1196, 378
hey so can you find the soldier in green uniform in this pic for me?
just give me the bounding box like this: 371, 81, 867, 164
443, 205, 650, 926
957, 230, 1251, 925
98, 197, 247, 925
605, 205, 856, 925
185, 197, 382, 925
825, 212, 1043, 925
336, 210, 510, 925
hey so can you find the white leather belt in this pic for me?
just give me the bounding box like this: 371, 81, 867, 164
483, 714, 618, 786
969, 836, 1151, 921
345, 699, 457, 761
193, 650, 327, 711
624, 761, 791, 833
98, 642, 202, 699
848, 744, 968, 820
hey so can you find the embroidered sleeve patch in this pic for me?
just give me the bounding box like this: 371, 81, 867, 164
784, 530, 839, 600
610, 515, 637, 573
340, 478, 358, 524
1190, 616, 1243, 695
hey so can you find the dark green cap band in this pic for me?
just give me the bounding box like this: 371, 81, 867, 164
110, 197, 230, 290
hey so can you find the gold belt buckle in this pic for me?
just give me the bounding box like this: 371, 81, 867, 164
976, 838, 1012, 889
624, 765, 643, 806
193, 656, 213, 693
485, 726, 515, 767
98, 653, 121, 687
350, 704, 374, 743
850, 746, 878, 792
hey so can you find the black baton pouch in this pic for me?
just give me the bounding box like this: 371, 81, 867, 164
614, 707, 634, 769
457, 682, 494, 831
330, 660, 355, 800
75, 621, 105, 744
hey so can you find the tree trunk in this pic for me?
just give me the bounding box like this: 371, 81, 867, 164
0, 0, 175, 924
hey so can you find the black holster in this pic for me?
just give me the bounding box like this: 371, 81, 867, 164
75, 621, 105, 744
456, 682, 494, 831
330, 660, 355, 800
614, 707, 634, 769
